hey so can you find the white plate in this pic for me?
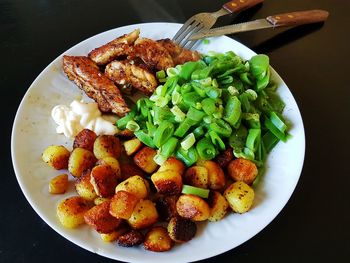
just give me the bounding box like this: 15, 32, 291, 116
11, 23, 305, 263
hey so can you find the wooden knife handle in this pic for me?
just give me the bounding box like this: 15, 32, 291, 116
223, 0, 264, 14
266, 10, 329, 27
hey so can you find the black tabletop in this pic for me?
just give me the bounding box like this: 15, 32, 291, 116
1, 0, 349, 262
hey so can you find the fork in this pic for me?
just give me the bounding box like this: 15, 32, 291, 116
173, 0, 264, 49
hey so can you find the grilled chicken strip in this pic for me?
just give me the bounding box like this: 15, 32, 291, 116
62, 55, 130, 116
105, 60, 157, 95
88, 29, 140, 66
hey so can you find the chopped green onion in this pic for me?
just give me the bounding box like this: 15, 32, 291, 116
228, 86, 239, 96
209, 131, 226, 151
246, 128, 261, 152
196, 137, 216, 160
156, 70, 166, 79
202, 39, 210, 45
224, 96, 241, 127
201, 98, 216, 115
187, 107, 205, 122
170, 106, 186, 122
209, 119, 232, 137
153, 121, 175, 148
270, 111, 287, 133
134, 130, 156, 148
181, 133, 196, 151
166, 67, 179, 77
160, 137, 179, 159
179, 61, 199, 80
182, 185, 209, 198
126, 120, 140, 131
175, 146, 198, 167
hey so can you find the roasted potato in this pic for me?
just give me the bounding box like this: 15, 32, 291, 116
227, 158, 258, 185
158, 157, 185, 175
42, 145, 70, 170
224, 181, 254, 213
94, 197, 110, 206
100, 226, 129, 242
90, 164, 119, 197
183, 166, 208, 189
109, 190, 139, 219
127, 199, 158, 229
115, 175, 149, 199
73, 129, 97, 151
84, 200, 122, 233
75, 170, 97, 201
214, 147, 234, 168
144, 226, 173, 252
56, 196, 91, 228
208, 191, 229, 222
197, 160, 226, 190
124, 137, 143, 156
117, 229, 144, 247
133, 146, 158, 173
68, 147, 96, 177
151, 170, 182, 195
96, 156, 121, 180
120, 163, 145, 180
93, 135, 122, 159
155, 195, 179, 221
167, 216, 197, 243
116, 128, 134, 139
49, 173, 68, 194
176, 194, 210, 221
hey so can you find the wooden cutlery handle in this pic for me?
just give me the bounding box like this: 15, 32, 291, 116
223, 0, 264, 14
266, 10, 329, 27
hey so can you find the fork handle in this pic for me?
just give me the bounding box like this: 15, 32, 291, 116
223, 0, 264, 14
266, 10, 329, 27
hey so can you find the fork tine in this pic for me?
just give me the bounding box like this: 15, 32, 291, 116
172, 17, 196, 41
173, 20, 202, 44
178, 24, 204, 48
183, 39, 199, 50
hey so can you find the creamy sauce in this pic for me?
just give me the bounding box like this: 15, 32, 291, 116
51, 100, 118, 138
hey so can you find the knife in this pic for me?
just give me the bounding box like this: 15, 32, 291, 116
189, 10, 329, 40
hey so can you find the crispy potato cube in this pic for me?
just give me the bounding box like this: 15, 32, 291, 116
100, 226, 129, 242
49, 173, 68, 194
183, 166, 209, 189
56, 196, 91, 228
84, 200, 122, 233
115, 175, 149, 199
227, 158, 258, 185
133, 146, 158, 173
94, 197, 110, 206
116, 129, 134, 139
155, 195, 179, 222
128, 199, 158, 229
151, 170, 182, 195
214, 147, 234, 168
73, 129, 97, 151
197, 160, 226, 190
90, 164, 118, 197
117, 229, 144, 247
75, 170, 97, 201
68, 147, 96, 177
124, 137, 143, 156
208, 191, 229, 222
120, 163, 145, 180
93, 135, 122, 159
176, 194, 210, 221
158, 157, 185, 175
167, 216, 196, 243
96, 156, 121, 180
42, 145, 70, 170
144, 226, 173, 252
109, 190, 139, 219
224, 181, 254, 213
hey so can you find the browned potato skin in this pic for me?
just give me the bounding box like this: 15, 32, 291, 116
96, 156, 121, 181
198, 160, 226, 190
224, 181, 255, 213
183, 166, 209, 189
124, 137, 143, 156
73, 129, 97, 151
128, 199, 158, 229
94, 197, 110, 205
49, 173, 68, 194
214, 147, 234, 168
151, 170, 182, 195
100, 226, 129, 242
227, 158, 258, 185
116, 129, 134, 139
84, 200, 122, 233
93, 135, 122, 159
167, 216, 197, 243
207, 191, 229, 222
115, 175, 149, 199
120, 163, 145, 180
57, 196, 91, 228
176, 194, 210, 221
155, 195, 179, 221
42, 145, 70, 170
75, 170, 97, 201
144, 226, 173, 252
109, 190, 139, 219
158, 157, 185, 175
118, 229, 144, 247
133, 146, 158, 173
90, 164, 118, 198
68, 147, 96, 177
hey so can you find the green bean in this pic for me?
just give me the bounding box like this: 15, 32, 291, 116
209, 131, 226, 151
160, 137, 179, 159
246, 128, 261, 152
209, 119, 232, 137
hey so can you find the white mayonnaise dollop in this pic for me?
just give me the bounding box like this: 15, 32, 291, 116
51, 100, 117, 138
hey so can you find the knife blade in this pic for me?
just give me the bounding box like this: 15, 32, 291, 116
189, 9, 329, 40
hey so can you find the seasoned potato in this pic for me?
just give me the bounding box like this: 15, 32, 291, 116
90, 164, 119, 197
167, 216, 197, 243
124, 137, 143, 156
224, 181, 254, 213
158, 157, 185, 175
227, 158, 258, 185
183, 166, 208, 189
100, 226, 129, 242
176, 194, 210, 221
155, 195, 179, 221
75, 170, 97, 201
208, 191, 229, 222
68, 147, 96, 177
42, 145, 70, 170
144, 226, 173, 252
84, 200, 122, 233
94, 197, 110, 206
109, 190, 139, 219
151, 170, 182, 195
133, 146, 158, 173
116, 128, 134, 139
120, 163, 145, 180
93, 135, 122, 159
127, 199, 158, 229
197, 160, 226, 190
49, 173, 68, 194
96, 156, 121, 180
214, 147, 234, 168
118, 229, 144, 247
56, 196, 91, 228
73, 129, 97, 151
115, 175, 149, 199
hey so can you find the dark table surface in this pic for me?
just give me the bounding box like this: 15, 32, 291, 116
1, 0, 349, 262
